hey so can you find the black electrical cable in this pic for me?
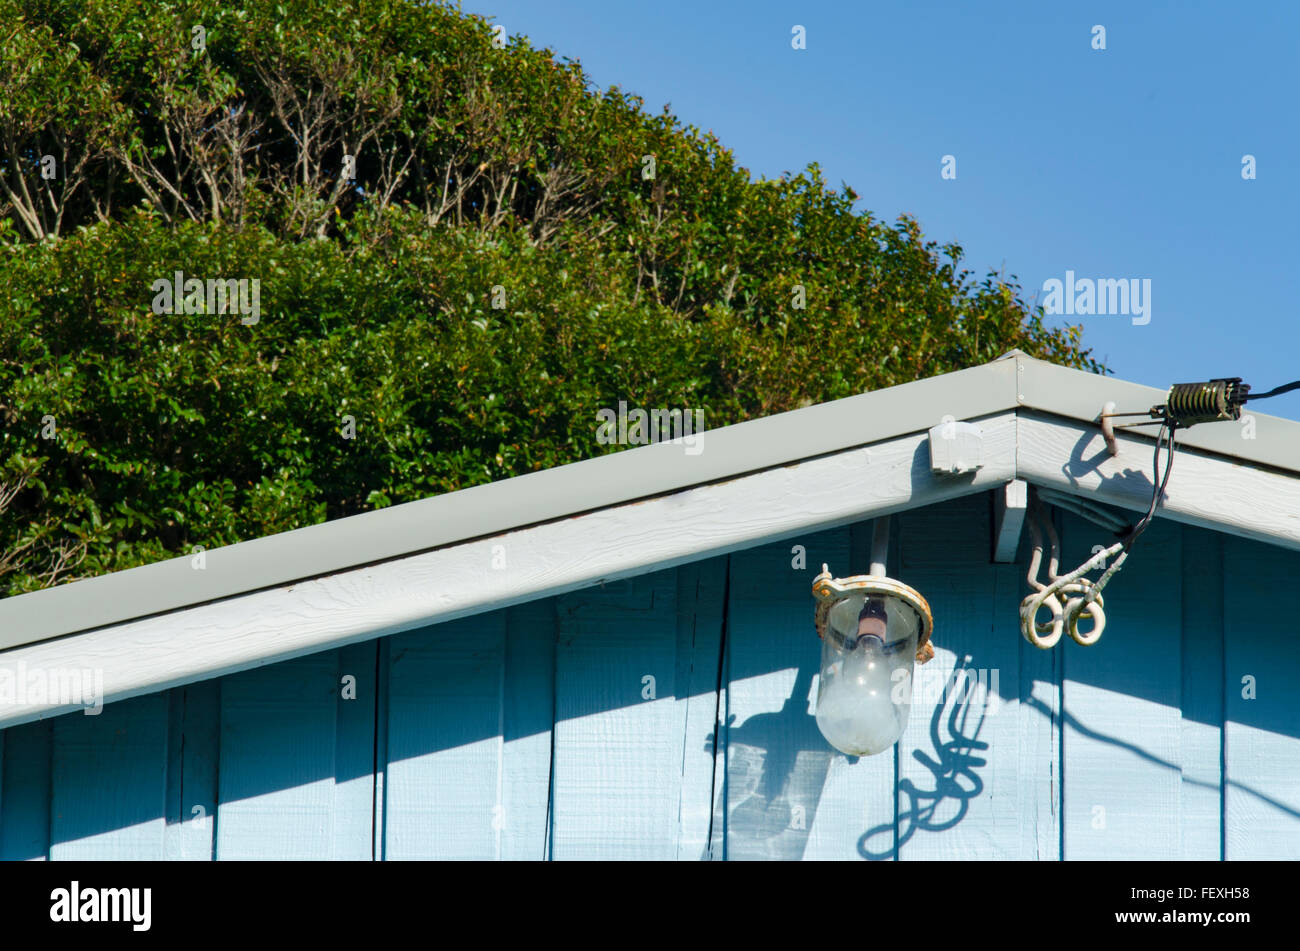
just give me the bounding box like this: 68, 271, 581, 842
1121, 419, 1177, 552
1108, 373, 1296, 551
1246, 379, 1300, 401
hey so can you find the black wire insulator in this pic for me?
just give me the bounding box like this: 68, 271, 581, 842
1158, 378, 1249, 427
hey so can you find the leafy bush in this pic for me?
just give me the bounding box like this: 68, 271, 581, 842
0, 0, 1102, 595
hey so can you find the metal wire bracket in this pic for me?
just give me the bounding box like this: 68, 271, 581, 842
1019, 491, 1125, 649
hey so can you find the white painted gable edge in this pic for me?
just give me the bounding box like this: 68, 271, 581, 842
6, 352, 1299, 655
1, 398, 1298, 729
0, 358, 1016, 652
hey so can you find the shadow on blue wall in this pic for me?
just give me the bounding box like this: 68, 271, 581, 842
859, 660, 990, 859
704, 665, 831, 860
3, 494, 1299, 858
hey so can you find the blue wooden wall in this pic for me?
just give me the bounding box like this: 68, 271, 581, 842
2, 493, 1297, 859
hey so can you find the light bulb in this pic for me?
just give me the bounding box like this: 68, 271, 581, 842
814, 593, 920, 756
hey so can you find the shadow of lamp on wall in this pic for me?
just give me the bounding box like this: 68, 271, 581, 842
707, 664, 838, 861
858, 658, 991, 859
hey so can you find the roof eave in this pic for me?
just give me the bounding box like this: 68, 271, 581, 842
3, 353, 1298, 652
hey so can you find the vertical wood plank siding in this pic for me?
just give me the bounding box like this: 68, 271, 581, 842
1, 495, 1296, 859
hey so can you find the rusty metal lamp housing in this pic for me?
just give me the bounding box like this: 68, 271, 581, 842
812, 565, 934, 757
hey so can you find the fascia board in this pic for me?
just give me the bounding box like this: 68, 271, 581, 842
0, 412, 1019, 728
1016, 356, 1300, 473
0, 359, 1018, 650
1017, 409, 1300, 552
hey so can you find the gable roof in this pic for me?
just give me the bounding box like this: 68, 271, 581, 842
1, 351, 1298, 727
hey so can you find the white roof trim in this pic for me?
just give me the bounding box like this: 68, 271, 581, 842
2, 352, 1298, 654
1018, 410, 1300, 552
0, 413, 1019, 728
1, 399, 1299, 729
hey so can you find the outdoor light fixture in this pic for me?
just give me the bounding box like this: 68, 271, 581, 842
811, 521, 934, 756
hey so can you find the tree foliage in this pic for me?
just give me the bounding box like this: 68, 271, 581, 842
0, 0, 1103, 595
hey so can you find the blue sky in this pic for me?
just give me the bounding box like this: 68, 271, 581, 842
461, 0, 1300, 421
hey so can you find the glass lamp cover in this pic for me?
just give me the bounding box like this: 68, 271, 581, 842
815, 592, 920, 756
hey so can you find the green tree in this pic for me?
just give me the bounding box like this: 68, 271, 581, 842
0, 0, 1103, 595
